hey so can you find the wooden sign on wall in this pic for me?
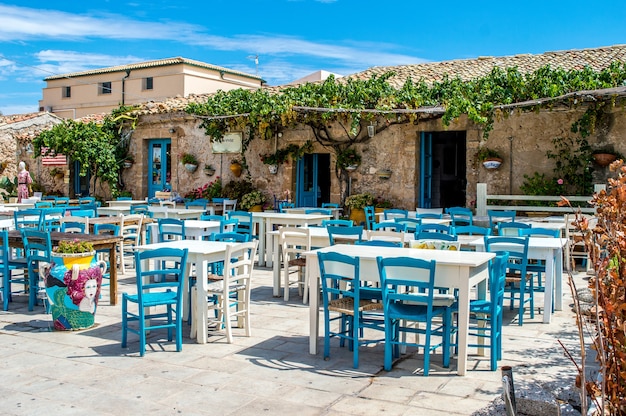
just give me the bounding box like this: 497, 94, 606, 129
211, 132, 242, 154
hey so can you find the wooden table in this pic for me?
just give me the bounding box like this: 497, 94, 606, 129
304, 244, 494, 376
149, 208, 206, 220
7, 231, 122, 305
283, 207, 342, 219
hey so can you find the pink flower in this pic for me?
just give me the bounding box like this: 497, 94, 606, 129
557, 179, 564, 185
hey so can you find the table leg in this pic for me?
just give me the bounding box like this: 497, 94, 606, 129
456, 281, 470, 376
182, 261, 192, 322
308, 255, 320, 355
555, 247, 563, 311
257, 219, 266, 267
543, 251, 555, 323
195, 259, 210, 344
273, 234, 281, 297
109, 243, 118, 305
266, 220, 274, 268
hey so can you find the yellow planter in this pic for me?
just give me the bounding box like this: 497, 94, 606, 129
248, 205, 263, 212
349, 208, 366, 226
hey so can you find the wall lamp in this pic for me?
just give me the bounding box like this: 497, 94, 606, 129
367, 123, 376, 138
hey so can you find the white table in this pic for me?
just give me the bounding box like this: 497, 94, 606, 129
470, 237, 568, 323
97, 206, 131, 216
134, 239, 233, 344
149, 207, 206, 220
375, 212, 451, 224
283, 207, 342, 219
305, 244, 494, 376
252, 212, 331, 267
2, 203, 35, 210
147, 219, 222, 242
106, 200, 148, 207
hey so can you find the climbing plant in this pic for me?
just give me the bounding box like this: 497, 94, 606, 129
33, 105, 138, 196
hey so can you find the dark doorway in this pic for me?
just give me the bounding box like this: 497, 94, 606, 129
296, 153, 331, 207
419, 131, 467, 209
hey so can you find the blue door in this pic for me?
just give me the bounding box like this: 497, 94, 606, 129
148, 139, 171, 197
296, 153, 330, 207
419, 132, 433, 208
73, 161, 91, 197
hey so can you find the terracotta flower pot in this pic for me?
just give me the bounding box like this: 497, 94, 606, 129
593, 153, 617, 167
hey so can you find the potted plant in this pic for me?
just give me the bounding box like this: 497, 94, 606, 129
46, 239, 107, 331
180, 153, 198, 172
336, 147, 362, 171
204, 164, 216, 176
376, 168, 392, 180
476, 147, 503, 169
345, 192, 374, 224
122, 155, 134, 169
240, 190, 267, 211
592, 148, 621, 167
230, 158, 243, 177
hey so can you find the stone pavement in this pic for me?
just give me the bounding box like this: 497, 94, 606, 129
0, 264, 588, 415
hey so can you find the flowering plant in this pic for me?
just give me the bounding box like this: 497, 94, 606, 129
240, 190, 267, 210
184, 177, 222, 200
260, 150, 289, 165
180, 153, 198, 165
374, 196, 393, 208
54, 239, 94, 254
336, 147, 362, 169
344, 192, 374, 209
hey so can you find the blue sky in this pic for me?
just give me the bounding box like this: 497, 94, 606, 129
1, 0, 625, 116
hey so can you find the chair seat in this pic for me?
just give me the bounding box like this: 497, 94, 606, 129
387, 302, 447, 320
124, 291, 179, 307
327, 297, 382, 315
288, 258, 307, 267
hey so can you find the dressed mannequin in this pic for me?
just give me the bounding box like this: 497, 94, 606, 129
17, 161, 32, 203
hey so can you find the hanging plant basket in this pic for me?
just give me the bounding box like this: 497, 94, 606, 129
230, 162, 242, 177
184, 163, 198, 173
593, 153, 617, 167
204, 167, 216, 176
123, 161, 133, 169
268, 164, 278, 174
482, 158, 503, 169
345, 164, 359, 172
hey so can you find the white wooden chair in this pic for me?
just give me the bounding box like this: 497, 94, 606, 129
279, 227, 311, 302
119, 214, 144, 275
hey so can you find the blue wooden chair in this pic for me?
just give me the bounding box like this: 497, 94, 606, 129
416, 212, 444, 220
227, 211, 254, 239
14, 208, 43, 230
383, 209, 408, 220
498, 221, 531, 236
60, 217, 89, 233
447, 207, 473, 227
130, 204, 150, 216
327, 225, 363, 245
122, 247, 188, 356
321, 203, 339, 209
355, 240, 402, 248
54, 197, 70, 207
415, 231, 458, 242
116, 196, 132, 201
454, 225, 491, 236
377, 256, 452, 375
0, 230, 28, 311
305, 208, 331, 215
394, 217, 421, 233
416, 223, 455, 235
200, 214, 224, 222
487, 210, 516, 233
278, 201, 295, 212
519, 227, 560, 305
34, 201, 53, 208
451, 252, 509, 370
71, 209, 96, 218
185, 199, 208, 210
364, 206, 376, 230
21, 228, 53, 311
40, 207, 66, 232
372, 221, 406, 232
484, 236, 532, 325
158, 218, 186, 243
322, 219, 353, 227
317, 251, 384, 369
78, 196, 96, 204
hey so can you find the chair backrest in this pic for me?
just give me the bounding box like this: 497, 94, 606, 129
327, 225, 364, 245
121, 214, 144, 244
394, 217, 421, 233
484, 236, 529, 278
222, 241, 258, 288
364, 206, 376, 230
93, 223, 120, 236
35, 201, 53, 209
59, 216, 89, 234
377, 256, 438, 312
305, 208, 331, 215
414, 232, 459, 242
14, 208, 43, 230
498, 221, 531, 236
79, 196, 96, 204
317, 251, 361, 304
416, 212, 444, 220
489, 252, 510, 313
200, 214, 224, 221
519, 227, 560, 238
488, 210, 517, 230
322, 219, 353, 227
40, 207, 66, 232
416, 223, 454, 235
220, 218, 239, 233
185, 199, 208, 210
447, 207, 473, 227
227, 211, 253, 236
130, 204, 150, 215
372, 221, 406, 232
278, 201, 295, 212
454, 225, 491, 236
321, 203, 339, 209
160, 200, 176, 208
415, 207, 444, 216
356, 240, 403, 248
71, 209, 96, 218
223, 199, 237, 215
42, 195, 57, 202
158, 218, 186, 242
133, 247, 188, 302
116, 196, 132, 201
366, 230, 406, 244
54, 197, 70, 207
383, 209, 408, 220
279, 226, 311, 260
21, 228, 52, 264
209, 232, 250, 242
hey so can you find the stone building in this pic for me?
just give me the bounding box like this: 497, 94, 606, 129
118, 45, 626, 210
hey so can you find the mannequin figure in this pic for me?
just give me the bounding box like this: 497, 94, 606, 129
17, 161, 32, 203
